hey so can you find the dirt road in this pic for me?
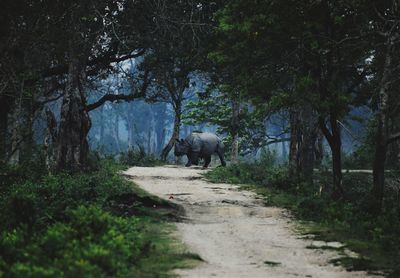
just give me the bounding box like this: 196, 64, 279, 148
124, 166, 380, 278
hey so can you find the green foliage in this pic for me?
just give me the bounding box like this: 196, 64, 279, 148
205, 152, 293, 191
206, 164, 400, 274
183, 90, 268, 154
0, 160, 196, 277
2, 206, 145, 277
342, 147, 373, 170
0, 158, 48, 189
119, 148, 164, 167
342, 118, 376, 170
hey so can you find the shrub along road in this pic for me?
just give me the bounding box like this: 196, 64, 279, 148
124, 166, 382, 278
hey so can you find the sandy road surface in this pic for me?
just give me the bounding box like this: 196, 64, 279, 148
124, 166, 381, 278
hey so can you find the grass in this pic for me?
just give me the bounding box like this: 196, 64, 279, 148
131, 223, 202, 277
0, 159, 199, 277
204, 163, 400, 276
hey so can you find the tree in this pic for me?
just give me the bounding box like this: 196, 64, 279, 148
144, 55, 193, 161
183, 87, 279, 161
140, 0, 219, 161
366, 0, 400, 213
211, 0, 370, 196
1, 0, 154, 170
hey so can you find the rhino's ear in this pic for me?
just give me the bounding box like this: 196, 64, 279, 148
180, 139, 184, 143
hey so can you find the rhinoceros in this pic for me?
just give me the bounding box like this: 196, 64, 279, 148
174, 132, 226, 168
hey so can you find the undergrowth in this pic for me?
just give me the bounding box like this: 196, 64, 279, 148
0, 159, 197, 277
205, 163, 400, 276
119, 148, 164, 167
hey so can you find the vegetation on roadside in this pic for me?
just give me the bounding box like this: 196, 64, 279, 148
0, 159, 197, 277
205, 158, 400, 277
119, 148, 165, 167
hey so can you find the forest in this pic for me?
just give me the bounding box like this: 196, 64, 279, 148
1, 0, 400, 277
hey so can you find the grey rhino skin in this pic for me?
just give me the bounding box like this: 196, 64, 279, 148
175, 132, 226, 168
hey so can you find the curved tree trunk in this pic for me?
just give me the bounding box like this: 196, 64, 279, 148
160, 105, 181, 161
320, 112, 344, 199
56, 51, 91, 172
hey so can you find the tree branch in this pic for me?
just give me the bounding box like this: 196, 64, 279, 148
27, 50, 146, 86
86, 70, 150, 111
266, 138, 290, 145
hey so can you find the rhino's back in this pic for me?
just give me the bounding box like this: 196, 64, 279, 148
193, 132, 221, 155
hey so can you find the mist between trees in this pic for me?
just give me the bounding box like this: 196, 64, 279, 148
1, 0, 400, 216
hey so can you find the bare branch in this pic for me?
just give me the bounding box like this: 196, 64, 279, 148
26, 50, 146, 86
86, 70, 150, 111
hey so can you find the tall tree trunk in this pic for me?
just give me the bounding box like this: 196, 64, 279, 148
331, 119, 343, 199
0, 96, 10, 163
9, 89, 24, 165
314, 131, 324, 168
158, 128, 166, 154
44, 108, 57, 170
281, 135, 287, 161
230, 99, 240, 164
155, 105, 167, 154
320, 112, 344, 199
289, 106, 317, 183
161, 105, 181, 161
99, 106, 105, 144
23, 95, 35, 162
231, 132, 239, 163
147, 128, 152, 154
113, 113, 121, 153
372, 121, 387, 213
126, 114, 134, 150
56, 51, 91, 172
289, 109, 300, 178
298, 105, 317, 183
147, 108, 155, 154
370, 41, 392, 213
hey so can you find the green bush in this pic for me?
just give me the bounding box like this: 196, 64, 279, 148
0, 206, 145, 277
119, 148, 163, 167
205, 161, 293, 190
0, 159, 190, 277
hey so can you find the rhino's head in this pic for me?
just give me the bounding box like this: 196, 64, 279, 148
174, 139, 189, 156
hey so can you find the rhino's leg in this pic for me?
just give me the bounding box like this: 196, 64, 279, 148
203, 155, 211, 169
185, 154, 192, 167
190, 152, 199, 165
217, 150, 226, 167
